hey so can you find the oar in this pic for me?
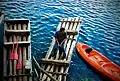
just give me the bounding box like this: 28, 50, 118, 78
14, 37, 18, 60
17, 47, 22, 70
10, 39, 14, 60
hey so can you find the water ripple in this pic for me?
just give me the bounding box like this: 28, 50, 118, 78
0, 0, 120, 81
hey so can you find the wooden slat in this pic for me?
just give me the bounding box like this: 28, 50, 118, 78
42, 59, 69, 65
33, 56, 57, 81
0, 13, 4, 23
45, 18, 63, 59
18, 24, 22, 81
47, 71, 68, 75
5, 30, 30, 33
66, 30, 78, 35
22, 26, 27, 81
4, 41, 30, 45
9, 36, 13, 81
64, 17, 81, 81
41, 18, 65, 81
3, 48, 7, 76
39, 17, 82, 81
52, 18, 68, 81
57, 18, 72, 81
4, 19, 32, 81
13, 26, 17, 81
4, 74, 31, 77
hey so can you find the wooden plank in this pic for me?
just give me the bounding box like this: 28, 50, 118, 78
66, 30, 78, 35
67, 18, 81, 62
5, 30, 30, 33
4, 74, 31, 77
64, 18, 79, 81
51, 18, 68, 81
46, 71, 68, 75
4, 23, 7, 42
28, 76, 32, 81
42, 59, 69, 65
64, 18, 81, 81
23, 48, 27, 81
8, 23, 12, 80
3, 48, 7, 76
57, 18, 71, 81
33, 56, 57, 81
13, 24, 17, 81
45, 18, 64, 59
41, 18, 65, 81
45, 18, 68, 81
4, 41, 30, 45
18, 24, 22, 81
22, 24, 28, 81
0, 13, 4, 23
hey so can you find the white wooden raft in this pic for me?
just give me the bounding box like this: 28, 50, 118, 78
40, 17, 82, 81
3, 19, 32, 81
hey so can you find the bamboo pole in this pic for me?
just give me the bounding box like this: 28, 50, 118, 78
22, 24, 27, 81
33, 56, 57, 81
18, 24, 22, 81
9, 24, 13, 81
13, 24, 17, 81
8, 36, 12, 81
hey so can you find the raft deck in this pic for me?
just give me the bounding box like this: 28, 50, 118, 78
40, 17, 82, 81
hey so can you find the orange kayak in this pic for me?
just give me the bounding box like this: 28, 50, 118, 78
76, 42, 120, 81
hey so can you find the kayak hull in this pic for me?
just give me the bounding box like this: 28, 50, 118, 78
76, 42, 120, 81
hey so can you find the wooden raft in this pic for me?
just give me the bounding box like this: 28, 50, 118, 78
3, 19, 32, 81
40, 17, 82, 81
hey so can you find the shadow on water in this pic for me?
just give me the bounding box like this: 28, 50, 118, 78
75, 48, 114, 81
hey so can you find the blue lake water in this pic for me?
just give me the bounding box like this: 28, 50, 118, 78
0, 0, 120, 81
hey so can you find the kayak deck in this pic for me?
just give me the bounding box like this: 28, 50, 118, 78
76, 42, 120, 81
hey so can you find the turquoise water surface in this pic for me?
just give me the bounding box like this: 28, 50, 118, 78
0, 0, 120, 81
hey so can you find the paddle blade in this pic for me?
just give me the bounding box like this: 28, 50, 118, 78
14, 53, 18, 60
10, 52, 14, 60
17, 60, 22, 70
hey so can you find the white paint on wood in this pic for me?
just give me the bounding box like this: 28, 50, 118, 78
4, 41, 30, 45
5, 30, 30, 32
45, 18, 63, 59
58, 18, 73, 81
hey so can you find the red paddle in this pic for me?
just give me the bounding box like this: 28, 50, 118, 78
17, 47, 22, 70
10, 40, 14, 60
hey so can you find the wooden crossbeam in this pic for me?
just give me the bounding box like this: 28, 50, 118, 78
42, 59, 69, 65
66, 30, 78, 35
33, 56, 57, 81
4, 41, 30, 45
4, 74, 31, 78
47, 71, 68, 75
